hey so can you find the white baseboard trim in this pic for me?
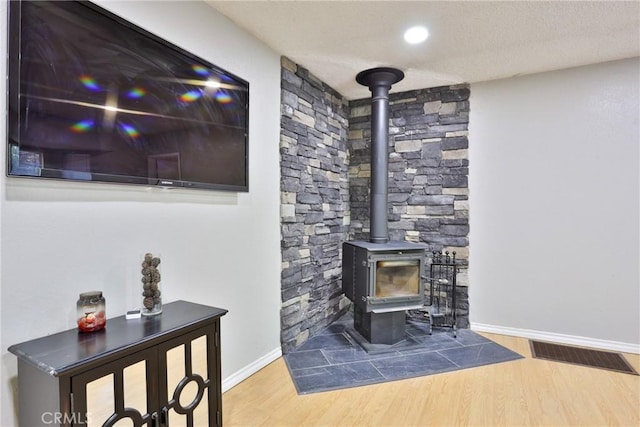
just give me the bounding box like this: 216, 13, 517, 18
221, 346, 282, 393
471, 322, 640, 355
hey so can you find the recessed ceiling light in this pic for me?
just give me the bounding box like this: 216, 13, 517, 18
404, 26, 429, 44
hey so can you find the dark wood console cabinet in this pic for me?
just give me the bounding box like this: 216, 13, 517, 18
9, 300, 227, 427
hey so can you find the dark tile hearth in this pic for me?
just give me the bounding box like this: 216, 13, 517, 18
284, 313, 523, 394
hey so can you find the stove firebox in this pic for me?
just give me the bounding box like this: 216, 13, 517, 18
342, 241, 427, 344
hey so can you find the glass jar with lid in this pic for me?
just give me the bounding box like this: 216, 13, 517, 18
77, 291, 106, 333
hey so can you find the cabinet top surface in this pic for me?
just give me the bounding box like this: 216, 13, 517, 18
8, 300, 227, 377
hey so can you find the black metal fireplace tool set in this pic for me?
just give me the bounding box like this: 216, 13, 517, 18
408, 250, 459, 338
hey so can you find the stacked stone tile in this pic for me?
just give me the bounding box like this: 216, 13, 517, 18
348, 86, 471, 328
280, 58, 351, 352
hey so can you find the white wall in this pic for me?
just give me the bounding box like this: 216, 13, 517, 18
469, 58, 640, 349
0, 1, 282, 425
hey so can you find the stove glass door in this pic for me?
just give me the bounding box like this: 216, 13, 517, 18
375, 259, 420, 298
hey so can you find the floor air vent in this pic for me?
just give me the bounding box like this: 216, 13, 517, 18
529, 340, 638, 375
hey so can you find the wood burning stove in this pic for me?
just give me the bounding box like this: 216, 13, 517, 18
342, 67, 428, 345
342, 241, 426, 344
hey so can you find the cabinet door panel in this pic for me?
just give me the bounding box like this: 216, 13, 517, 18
159, 328, 217, 427
72, 347, 159, 427
85, 372, 114, 423
122, 361, 149, 416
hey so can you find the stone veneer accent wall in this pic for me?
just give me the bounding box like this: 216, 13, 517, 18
280, 57, 351, 353
348, 85, 471, 328
280, 58, 472, 350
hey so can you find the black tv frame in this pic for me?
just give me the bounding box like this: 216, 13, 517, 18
6, 0, 250, 192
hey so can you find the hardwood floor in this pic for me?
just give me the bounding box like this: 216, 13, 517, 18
222, 333, 640, 426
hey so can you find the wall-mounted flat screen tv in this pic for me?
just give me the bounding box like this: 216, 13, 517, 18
7, 0, 249, 192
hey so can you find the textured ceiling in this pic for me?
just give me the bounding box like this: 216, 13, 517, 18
206, 0, 640, 100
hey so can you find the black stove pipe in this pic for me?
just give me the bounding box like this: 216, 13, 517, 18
356, 67, 405, 244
